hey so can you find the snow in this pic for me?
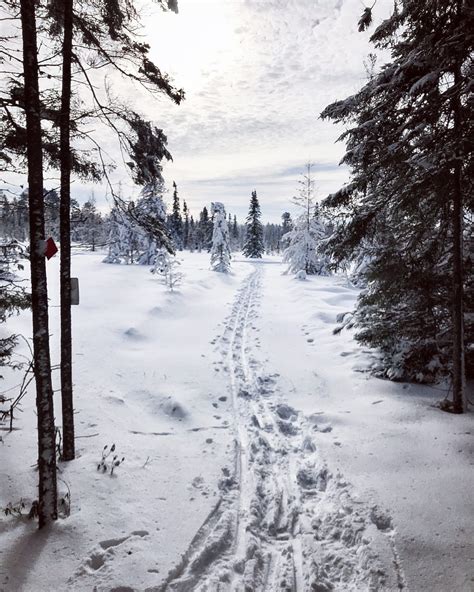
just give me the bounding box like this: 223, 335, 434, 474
1, 251, 473, 591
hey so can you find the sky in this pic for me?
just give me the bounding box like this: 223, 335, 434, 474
136, 0, 392, 222
2, 0, 392, 223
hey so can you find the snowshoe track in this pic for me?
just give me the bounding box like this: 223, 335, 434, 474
156, 267, 404, 592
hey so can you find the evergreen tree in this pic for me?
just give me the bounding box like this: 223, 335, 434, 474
283, 205, 330, 275
232, 215, 239, 241
283, 164, 330, 275
243, 190, 264, 258
44, 189, 60, 239
103, 182, 171, 265
135, 181, 169, 264
19, 0, 58, 527
0, 193, 14, 238
16, 191, 29, 240
188, 215, 196, 251
103, 206, 125, 264
321, 1, 473, 406
229, 214, 240, 252
197, 206, 213, 252
151, 247, 183, 291
78, 197, 104, 251
281, 212, 292, 235
210, 202, 231, 273
183, 200, 189, 249
0, 240, 30, 372
169, 181, 183, 249
263, 223, 284, 254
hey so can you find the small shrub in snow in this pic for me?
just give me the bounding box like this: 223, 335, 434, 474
3, 499, 26, 517
151, 248, 184, 291
295, 269, 307, 281
97, 443, 125, 476
3, 498, 40, 520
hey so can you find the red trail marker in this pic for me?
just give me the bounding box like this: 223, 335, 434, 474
44, 237, 58, 260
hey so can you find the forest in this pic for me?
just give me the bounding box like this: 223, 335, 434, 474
0, 1, 472, 591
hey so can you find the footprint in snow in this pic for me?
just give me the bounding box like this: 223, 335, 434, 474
275, 403, 298, 421
123, 327, 146, 341
76, 531, 149, 578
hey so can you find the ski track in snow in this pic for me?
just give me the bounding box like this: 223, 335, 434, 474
150, 266, 405, 592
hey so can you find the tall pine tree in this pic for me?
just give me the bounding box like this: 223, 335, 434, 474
169, 181, 183, 250
19, 0, 58, 527
183, 200, 189, 249
321, 0, 473, 408
243, 190, 264, 258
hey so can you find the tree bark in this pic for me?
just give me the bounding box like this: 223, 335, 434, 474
59, 0, 75, 460
451, 59, 466, 413
20, 0, 58, 527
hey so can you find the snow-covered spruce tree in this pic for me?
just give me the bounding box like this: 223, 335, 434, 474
135, 181, 168, 265
243, 190, 264, 258
120, 212, 142, 264
103, 206, 125, 264
103, 203, 141, 264
283, 164, 330, 275
321, 1, 473, 408
151, 247, 183, 291
210, 202, 231, 273
283, 207, 330, 275
104, 182, 173, 265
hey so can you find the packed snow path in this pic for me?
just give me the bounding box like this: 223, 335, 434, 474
157, 266, 403, 592
2, 253, 472, 592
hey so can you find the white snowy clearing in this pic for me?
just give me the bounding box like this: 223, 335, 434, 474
1, 251, 473, 592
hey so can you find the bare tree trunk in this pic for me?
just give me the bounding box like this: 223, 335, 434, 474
59, 0, 75, 460
20, 0, 58, 527
451, 60, 465, 414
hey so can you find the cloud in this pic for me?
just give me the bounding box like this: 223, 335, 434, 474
2, 0, 393, 223
134, 0, 393, 220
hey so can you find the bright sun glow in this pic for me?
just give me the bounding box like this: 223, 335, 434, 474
145, 1, 240, 91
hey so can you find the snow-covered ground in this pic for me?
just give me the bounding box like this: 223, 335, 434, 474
1, 251, 473, 592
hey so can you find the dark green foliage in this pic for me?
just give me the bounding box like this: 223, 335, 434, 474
358, 8, 372, 32
196, 206, 213, 252
1, 80, 103, 182
168, 181, 183, 249
182, 201, 189, 249
243, 190, 264, 258
321, 0, 473, 383
281, 212, 292, 235
124, 116, 171, 186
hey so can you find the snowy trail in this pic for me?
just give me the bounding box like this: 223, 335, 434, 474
155, 265, 403, 592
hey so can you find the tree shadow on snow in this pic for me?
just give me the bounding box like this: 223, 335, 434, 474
1, 521, 53, 590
